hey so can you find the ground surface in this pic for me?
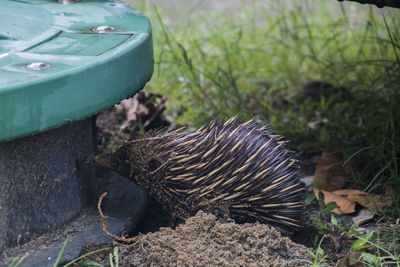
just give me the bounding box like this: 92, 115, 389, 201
80, 211, 313, 266
92, 92, 395, 266
90, 1, 398, 265
90, 94, 320, 266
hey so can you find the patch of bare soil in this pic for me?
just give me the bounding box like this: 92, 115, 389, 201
85, 211, 312, 266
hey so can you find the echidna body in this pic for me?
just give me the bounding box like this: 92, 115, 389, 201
93, 117, 305, 234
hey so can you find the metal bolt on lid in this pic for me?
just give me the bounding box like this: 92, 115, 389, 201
25, 62, 51, 70
57, 0, 81, 3
91, 25, 116, 33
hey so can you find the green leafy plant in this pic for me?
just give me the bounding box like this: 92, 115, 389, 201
349, 231, 400, 266
294, 236, 330, 267
351, 231, 375, 253
306, 247, 329, 267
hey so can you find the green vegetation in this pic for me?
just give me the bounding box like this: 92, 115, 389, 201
350, 231, 400, 266
123, 0, 399, 264
124, 0, 400, 265
53, 237, 70, 267
6, 2, 398, 266
305, 236, 330, 267
62, 246, 111, 267
7, 256, 23, 267
127, 0, 399, 204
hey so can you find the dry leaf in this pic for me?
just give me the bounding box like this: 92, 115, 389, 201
314, 148, 349, 191
116, 97, 149, 124
113, 91, 168, 130
313, 189, 356, 215
333, 189, 391, 212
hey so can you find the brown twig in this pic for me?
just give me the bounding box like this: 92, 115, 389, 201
97, 192, 138, 243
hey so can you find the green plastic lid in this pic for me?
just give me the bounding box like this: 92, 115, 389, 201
0, 0, 153, 142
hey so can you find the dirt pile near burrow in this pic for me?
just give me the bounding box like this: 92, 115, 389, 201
99, 211, 312, 266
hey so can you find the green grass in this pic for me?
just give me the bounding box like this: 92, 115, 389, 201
122, 0, 399, 264
127, 0, 399, 204
129, 1, 398, 122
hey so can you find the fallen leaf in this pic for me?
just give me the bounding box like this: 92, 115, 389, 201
313, 189, 356, 214
314, 148, 350, 191
333, 189, 391, 212
333, 189, 366, 196
114, 91, 168, 130
116, 97, 147, 123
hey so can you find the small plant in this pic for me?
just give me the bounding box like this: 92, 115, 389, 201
7, 257, 24, 267
294, 236, 330, 267
349, 231, 400, 266
63, 246, 111, 267
308, 184, 340, 240
53, 236, 69, 267
351, 231, 376, 253
34, 236, 113, 267
109, 247, 119, 267
306, 247, 329, 267
315, 193, 339, 217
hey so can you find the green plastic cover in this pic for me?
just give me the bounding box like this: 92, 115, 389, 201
0, 0, 153, 142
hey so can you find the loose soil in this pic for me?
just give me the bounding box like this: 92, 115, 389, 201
81, 211, 313, 266
91, 92, 393, 266
91, 93, 319, 266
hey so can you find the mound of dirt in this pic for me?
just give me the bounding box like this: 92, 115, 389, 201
88, 211, 312, 266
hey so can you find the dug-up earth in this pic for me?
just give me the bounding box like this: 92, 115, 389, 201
83, 211, 312, 266
91, 93, 314, 266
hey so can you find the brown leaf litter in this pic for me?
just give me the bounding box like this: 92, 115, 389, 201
312, 148, 391, 215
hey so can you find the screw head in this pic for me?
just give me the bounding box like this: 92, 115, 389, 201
57, 0, 80, 3
91, 25, 116, 33
25, 62, 51, 70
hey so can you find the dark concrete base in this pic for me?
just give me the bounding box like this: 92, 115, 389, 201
0, 171, 147, 267
0, 117, 148, 265
0, 119, 95, 253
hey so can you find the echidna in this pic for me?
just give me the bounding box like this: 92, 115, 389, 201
92, 117, 305, 234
